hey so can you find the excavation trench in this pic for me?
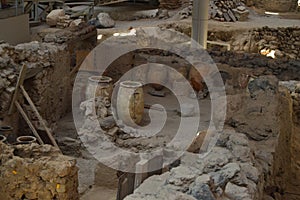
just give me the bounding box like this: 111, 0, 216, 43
0, 25, 299, 200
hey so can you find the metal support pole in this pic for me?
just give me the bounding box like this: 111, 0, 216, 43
192, 0, 199, 42
192, 0, 210, 49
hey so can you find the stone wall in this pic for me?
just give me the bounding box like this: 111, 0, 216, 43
0, 143, 78, 200
105, 48, 300, 88
232, 27, 300, 60
31, 25, 97, 70
159, 23, 299, 60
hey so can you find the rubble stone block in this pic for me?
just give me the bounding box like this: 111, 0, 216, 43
97, 13, 116, 28
46, 9, 65, 27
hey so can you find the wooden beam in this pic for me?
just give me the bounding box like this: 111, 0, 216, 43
8, 64, 27, 115
70, 51, 89, 77
15, 101, 45, 145
20, 85, 60, 149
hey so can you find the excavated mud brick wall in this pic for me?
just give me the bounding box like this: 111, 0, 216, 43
0, 143, 78, 200
0, 42, 71, 132
0, 25, 97, 132
252, 0, 297, 12
274, 81, 300, 200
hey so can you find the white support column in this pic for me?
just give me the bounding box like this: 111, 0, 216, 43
192, 0, 210, 49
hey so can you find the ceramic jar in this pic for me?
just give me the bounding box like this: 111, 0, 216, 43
0, 135, 7, 143
189, 66, 205, 92
0, 126, 14, 143
116, 81, 144, 127
86, 76, 113, 100
16, 136, 37, 144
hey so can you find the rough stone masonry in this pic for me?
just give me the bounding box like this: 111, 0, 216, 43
0, 143, 78, 200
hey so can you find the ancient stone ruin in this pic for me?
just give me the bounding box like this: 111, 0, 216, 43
0, 0, 300, 200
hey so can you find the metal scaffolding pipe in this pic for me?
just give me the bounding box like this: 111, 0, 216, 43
192, 0, 210, 49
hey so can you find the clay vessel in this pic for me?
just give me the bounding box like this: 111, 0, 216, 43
0, 126, 14, 143
0, 135, 7, 143
116, 81, 144, 127
16, 136, 37, 144
86, 76, 113, 100
189, 66, 205, 93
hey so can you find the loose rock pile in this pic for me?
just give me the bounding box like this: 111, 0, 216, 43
34, 24, 96, 44
0, 143, 78, 200
56, 15, 74, 29
177, 0, 249, 21
46, 9, 65, 27
125, 129, 262, 200
209, 0, 249, 21
46, 9, 87, 29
